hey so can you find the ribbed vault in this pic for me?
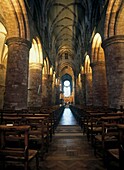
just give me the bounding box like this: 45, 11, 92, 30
43, 0, 90, 80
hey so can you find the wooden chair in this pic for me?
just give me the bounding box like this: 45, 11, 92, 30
94, 116, 121, 159
25, 116, 50, 155
0, 125, 39, 170
86, 112, 105, 144
106, 124, 124, 170
1, 112, 53, 156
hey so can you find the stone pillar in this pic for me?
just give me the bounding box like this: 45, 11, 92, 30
77, 74, 84, 105
52, 78, 56, 105
78, 86, 83, 105
42, 74, 48, 106
85, 73, 93, 106
0, 64, 6, 109
55, 84, 60, 105
81, 73, 86, 105
91, 61, 108, 107
75, 79, 80, 105
4, 37, 31, 109
47, 75, 53, 106
102, 35, 124, 109
28, 63, 42, 107
73, 80, 76, 105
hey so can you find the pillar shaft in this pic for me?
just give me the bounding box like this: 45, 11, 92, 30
81, 74, 86, 105
102, 35, 124, 109
91, 61, 108, 107
52, 80, 56, 105
47, 75, 53, 106
55, 84, 60, 105
4, 37, 31, 109
75, 80, 80, 105
42, 74, 48, 106
28, 63, 42, 107
85, 73, 93, 106
0, 64, 6, 109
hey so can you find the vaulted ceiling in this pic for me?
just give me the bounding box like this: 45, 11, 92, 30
27, 0, 105, 79
42, 0, 92, 78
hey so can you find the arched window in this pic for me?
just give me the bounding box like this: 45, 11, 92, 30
63, 80, 71, 97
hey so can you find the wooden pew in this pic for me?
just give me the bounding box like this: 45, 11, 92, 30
0, 124, 38, 170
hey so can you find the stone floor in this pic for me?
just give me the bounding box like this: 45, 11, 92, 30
39, 108, 107, 170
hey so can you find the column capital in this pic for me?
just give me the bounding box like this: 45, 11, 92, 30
102, 35, 124, 49
29, 63, 43, 70
6, 37, 31, 49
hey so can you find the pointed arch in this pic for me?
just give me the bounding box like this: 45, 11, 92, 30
46, 57, 50, 75
29, 37, 43, 66
0, 0, 30, 39
91, 33, 105, 63
84, 55, 92, 74
81, 66, 85, 74
42, 57, 50, 75
0, 22, 7, 66
104, 0, 124, 39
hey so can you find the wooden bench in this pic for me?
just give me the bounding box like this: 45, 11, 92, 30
0, 124, 38, 170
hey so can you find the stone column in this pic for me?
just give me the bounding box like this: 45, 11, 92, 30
102, 35, 124, 109
55, 84, 60, 105
73, 80, 76, 105
47, 75, 53, 106
81, 73, 86, 105
41, 74, 48, 106
4, 37, 31, 109
52, 78, 56, 105
85, 73, 93, 106
75, 79, 80, 105
77, 74, 84, 105
0, 64, 6, 109
78, 86, 82, 105
91, 61, 108, 107
28, 63, 42, 107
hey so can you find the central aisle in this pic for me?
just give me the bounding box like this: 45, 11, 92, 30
39, 107, 106, 170
59, 107, 77, 125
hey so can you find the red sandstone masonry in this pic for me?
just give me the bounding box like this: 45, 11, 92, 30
91, 61, 108, 107
4, 37, 31, 109
102, 35, 124, 109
